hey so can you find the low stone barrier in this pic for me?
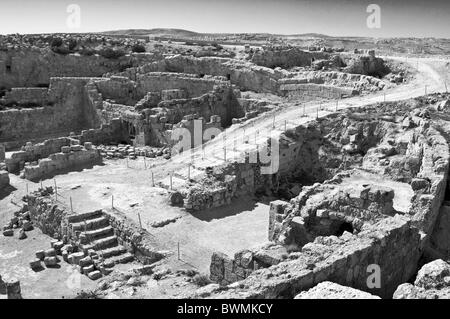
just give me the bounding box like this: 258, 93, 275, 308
23, 144, 102, 181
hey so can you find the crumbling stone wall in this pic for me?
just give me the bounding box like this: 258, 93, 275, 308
23, 143, 102, 181
342, 53, 390, 78
0, 77, 101, 149
5, 137, 74, 173
27, 191, 68, 238
279, 83, 357, 100
0, 48, 160, 89
202, 215, 420, 299
105, 212, 164, 264
76, 118, 127, 146
114, 55, 285, 94
250, 46, 329, 69
0, 87, 49, 107
136, 72, 229, 99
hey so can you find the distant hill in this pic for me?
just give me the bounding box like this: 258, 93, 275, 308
102, 28, 201, 38
101, 28, 336, 39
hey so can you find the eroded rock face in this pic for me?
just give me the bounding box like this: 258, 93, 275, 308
393, 259, 450, 299
295, 281, 381, 299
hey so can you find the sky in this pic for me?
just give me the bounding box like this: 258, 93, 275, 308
0, 0, 449, 38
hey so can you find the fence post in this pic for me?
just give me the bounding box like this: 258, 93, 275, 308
138, 212, 142, 228
170, 172, 173, 190
143, 156, 147, 170
151, 171, 155, 187
177, 242, 180, 260
70, 197, 73, 213
111, 195, 114, 210
272, 115, 275, 129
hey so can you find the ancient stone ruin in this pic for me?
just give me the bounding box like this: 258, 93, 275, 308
0, 28, 449, 302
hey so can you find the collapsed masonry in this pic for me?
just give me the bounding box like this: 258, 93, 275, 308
177, 94, 450, 298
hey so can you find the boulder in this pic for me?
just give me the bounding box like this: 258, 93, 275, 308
3, 229, 13, 237
414, 259, 450, 289
18, 229, 27, 240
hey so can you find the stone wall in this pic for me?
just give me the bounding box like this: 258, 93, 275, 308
279, 83, 357, 100
105, 212, 165, 264
136, 72, 228, 99
5, 137, 74, 173
23, 143, 102, 181
0, 48, 160, 89
202, 215, 420, 299
0, 87, 49, 107
76, 118, 127, 146
27, 191, 68, 238
0, 77, 102, 150
115, 55, 285, 94
250, 47, 329, 69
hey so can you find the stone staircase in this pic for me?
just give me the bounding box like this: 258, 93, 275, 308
67, 211, 134, 269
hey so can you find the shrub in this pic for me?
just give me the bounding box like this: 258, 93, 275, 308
192, 274, 211, 287
131, 43, 146, 53
50, 37, 63, 48
51, 46, 70, 55
79, 47, 96, 56
68, 38, 78, 51
99, 47, 126, 59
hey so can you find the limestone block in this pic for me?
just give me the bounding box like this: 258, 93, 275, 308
29, 259, 42, 270
69, 252, 85, 265
87, 270, 102, 280
35, 250, 45, 260
43, 256, 59, 267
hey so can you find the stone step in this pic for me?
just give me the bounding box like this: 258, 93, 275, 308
67, 210, 104, 224
103, 252, 134, 268
71, 216, 109, 232
96, 245, 127, 259
82, 226, 114, 240
81, 235, 119, 252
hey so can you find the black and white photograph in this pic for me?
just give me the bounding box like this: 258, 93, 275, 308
0, 0, 450, 308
